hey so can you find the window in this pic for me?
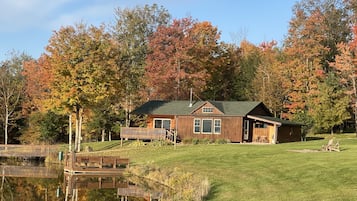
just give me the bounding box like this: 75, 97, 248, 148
154, 118, 171, 130
202, 107, 213, 113
254, 122, 267, 128
193, 118, 221, 134
214, 119, 221, 134
202, 119, 212, 134
194, 119, 201, 133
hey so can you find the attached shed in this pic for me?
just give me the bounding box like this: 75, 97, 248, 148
129, 100, 303, 144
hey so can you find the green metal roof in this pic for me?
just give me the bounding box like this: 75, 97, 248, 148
132, 100, 265, 116
248, 115, 304, 126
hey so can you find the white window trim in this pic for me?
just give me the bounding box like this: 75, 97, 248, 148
202, 107, 214, 113
193, 118, 222, 134
193, 118, 201, 134
214, 119, 221, 134
153, 118, 171, 129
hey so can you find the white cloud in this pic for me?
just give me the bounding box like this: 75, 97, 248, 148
0, 0, 71, 32
49, 2, 117, 30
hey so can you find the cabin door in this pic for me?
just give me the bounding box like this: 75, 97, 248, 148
243, 119, 250, 141
154, 118, 171, 130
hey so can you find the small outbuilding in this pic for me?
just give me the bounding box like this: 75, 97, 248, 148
124, 100, 303, 144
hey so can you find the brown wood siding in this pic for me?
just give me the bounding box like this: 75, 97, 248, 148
252, 127, 270, 143
277, 125, 302, 143
147, 115, 176, 129
176, 116, 243, 143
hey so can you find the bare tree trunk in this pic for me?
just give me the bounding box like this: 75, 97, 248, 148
4, 107, 8, 146
352, 77, 357, 137
74, 106, 80, 152
69, 114, 72, 152
354, 103, 357, 137
109, 131, 112, 141
77, 109, 83, 152
101, 129, 105, 142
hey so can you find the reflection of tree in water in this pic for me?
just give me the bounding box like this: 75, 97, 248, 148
87, 189, 145, 201
0, 177, 62, 201
63, 174, 172, 201
1, 174, 13, 201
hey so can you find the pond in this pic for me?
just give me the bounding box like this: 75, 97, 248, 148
0, 159, 173, 201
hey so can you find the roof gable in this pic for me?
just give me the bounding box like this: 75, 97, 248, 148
190, 101, 224, 115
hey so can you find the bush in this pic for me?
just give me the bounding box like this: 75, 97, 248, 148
192, 138, 199, 145
215, 139, 228, 144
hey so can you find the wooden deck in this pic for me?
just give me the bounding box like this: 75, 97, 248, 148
120, 127, 178, 144
0, 145, 59, 158
120, 127, 167, 140
64, 153, 129, 175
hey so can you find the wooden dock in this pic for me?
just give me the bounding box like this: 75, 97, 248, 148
0, 145, 59, 158
64, 153, 129, 175
0, 165, 59, 178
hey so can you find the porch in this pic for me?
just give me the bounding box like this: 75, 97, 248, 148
120, 127, 176, 142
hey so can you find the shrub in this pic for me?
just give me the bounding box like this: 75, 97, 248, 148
192, 138, 199, 145
215, 139, 228, 144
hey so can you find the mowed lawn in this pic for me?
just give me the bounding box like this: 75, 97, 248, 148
89, 135, 357, 201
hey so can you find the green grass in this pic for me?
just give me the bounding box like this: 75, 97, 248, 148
83, 135, 357, 201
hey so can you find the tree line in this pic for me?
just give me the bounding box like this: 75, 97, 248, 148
2, 0, 357, 147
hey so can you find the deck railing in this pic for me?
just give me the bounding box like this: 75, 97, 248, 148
120, 127, 166, 140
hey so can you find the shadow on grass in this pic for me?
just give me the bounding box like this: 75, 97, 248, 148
203, 181, 221, 201
305, 136, 324, 141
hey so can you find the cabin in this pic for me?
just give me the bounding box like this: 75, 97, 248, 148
122, 100, 303, 144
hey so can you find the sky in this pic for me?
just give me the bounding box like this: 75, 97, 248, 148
0, 0, 297, 61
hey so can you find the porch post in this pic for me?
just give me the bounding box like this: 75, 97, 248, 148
272, 124, 278, 144
174, 115, 177, 149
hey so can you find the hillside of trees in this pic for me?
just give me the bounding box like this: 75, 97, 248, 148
1, 0, 357, 145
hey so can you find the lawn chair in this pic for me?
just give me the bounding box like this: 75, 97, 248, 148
322, 138, 340, 152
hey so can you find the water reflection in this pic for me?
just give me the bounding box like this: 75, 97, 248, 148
0, 160, 172, 201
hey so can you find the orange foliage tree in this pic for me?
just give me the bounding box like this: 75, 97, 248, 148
145, 18, 220, 100
333, 25, 357, 135
22, 54, 53, 113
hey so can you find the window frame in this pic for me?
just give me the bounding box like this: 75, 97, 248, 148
153, 118, 171, 130
201, 119, 213, 134
214, 119, 221, 134
193, 118, 201, 134
202, 107, 214, 113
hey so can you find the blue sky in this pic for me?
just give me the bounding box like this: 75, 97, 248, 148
0, 0, 297, 60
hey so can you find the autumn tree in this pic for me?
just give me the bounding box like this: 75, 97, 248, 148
146, 18, 220, 100
236, 40, 261, 100
0, 52, 31, 145
46, 23, 120, 152
311, 73, 350, 133
22, 54, 53, 112
283, 2, 330, 127
112, 4, 170, 126
333, 37, 357, 135
203, 42, 241, 100
283, 0, 352, 126
250, 41, 289, 117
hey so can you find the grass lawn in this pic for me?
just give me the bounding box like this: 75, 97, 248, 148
82, 135, 357, 201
